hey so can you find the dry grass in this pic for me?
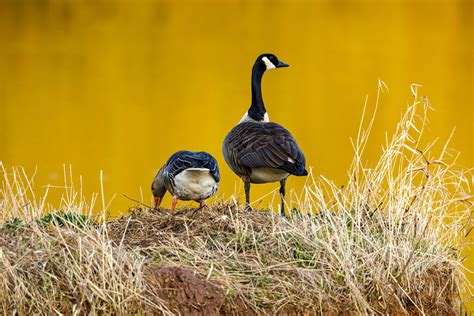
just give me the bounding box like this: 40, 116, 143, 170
1, 83, 472, 314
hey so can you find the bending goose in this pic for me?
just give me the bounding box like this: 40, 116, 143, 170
152, 150, 220, 211
222, 53, 307, 216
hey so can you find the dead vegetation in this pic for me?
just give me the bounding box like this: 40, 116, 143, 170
0, 84, 472, 314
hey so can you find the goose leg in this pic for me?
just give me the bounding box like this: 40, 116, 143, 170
199, 201, 206, 208
154, 196, 161, 209
171, 196, 178, 211
244, 179, 251, 209
279, 178, 287, 216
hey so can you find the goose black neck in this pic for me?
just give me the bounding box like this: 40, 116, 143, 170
249, 62, 267, 121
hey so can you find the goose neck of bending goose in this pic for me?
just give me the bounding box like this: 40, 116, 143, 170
249, 63, 268, 122
151, 167, 167, 199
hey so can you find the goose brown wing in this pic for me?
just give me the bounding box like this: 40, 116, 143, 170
227, 122, 307, 176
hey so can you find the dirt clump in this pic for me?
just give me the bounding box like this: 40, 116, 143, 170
144, 265, 252, 315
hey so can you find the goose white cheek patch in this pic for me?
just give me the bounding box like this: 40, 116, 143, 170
262, 56, 276, 70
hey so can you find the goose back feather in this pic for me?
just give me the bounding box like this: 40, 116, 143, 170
222, 121, 307, 182
152, 150, 220, 201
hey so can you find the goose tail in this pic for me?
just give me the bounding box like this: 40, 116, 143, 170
280, 161, 308, 176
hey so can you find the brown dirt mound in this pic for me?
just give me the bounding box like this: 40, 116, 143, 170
107, 206, 459, 315
144, 265, 252, 315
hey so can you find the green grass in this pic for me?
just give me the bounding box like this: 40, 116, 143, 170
35, 211, 95, 229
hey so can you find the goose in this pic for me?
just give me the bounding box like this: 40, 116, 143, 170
222, 53, 308, 216
152, 150, 220, 211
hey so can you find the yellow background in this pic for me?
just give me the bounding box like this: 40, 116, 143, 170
0, 0, 472, 304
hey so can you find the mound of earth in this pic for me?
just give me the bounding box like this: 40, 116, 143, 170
144, 265, 252, 315
108, 206, 459, 315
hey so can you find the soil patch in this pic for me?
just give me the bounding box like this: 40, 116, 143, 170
144, 265, 252, 315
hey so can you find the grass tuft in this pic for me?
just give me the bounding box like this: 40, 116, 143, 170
0, 84, 472, 314
35, 211, 96, 229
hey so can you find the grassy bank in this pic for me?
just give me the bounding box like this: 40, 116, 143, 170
1, 85, 472, 314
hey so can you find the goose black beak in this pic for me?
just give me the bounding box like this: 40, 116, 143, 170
277, 61, 289, 68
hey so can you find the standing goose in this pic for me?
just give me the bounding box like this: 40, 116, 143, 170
152, 150, 220, 211
222, 53, 308, 216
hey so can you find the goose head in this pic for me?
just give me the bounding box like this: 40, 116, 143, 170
256, 53, 289, 71
240, 53, 289, 123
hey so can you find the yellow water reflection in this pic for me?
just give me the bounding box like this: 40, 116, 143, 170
0, 0, 472, 304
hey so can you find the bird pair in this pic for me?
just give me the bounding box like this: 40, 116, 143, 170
152, 54, 307, 216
